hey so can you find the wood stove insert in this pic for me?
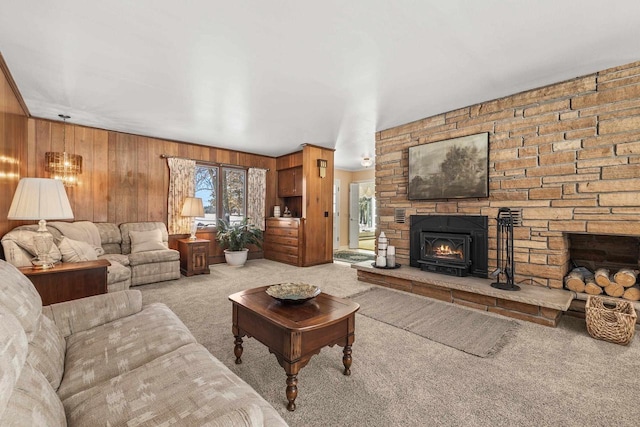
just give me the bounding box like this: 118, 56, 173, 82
419, 231, 472, 276
410, 215, 488, 278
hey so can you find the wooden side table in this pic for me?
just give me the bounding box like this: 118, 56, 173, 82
19, 259, 110, 306
177, 238, 210, 276
229, 286, 360, 411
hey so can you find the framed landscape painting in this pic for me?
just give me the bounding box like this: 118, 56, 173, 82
408, 132, 489, 200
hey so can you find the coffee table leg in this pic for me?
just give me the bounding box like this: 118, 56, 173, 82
234, 336, 243, 364
342, 345, 352, 376
286, 374, 298, 411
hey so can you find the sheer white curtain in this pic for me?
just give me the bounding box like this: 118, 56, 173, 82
247, 168, 267, 231
167, 158, 196, 234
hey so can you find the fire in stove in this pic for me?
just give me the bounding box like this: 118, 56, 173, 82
433, 244, 463, 259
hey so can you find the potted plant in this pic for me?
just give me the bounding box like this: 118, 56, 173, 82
216, 218, 263, 267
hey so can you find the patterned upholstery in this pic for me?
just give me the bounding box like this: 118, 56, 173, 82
26, 315, 65, 391
0, 270, 65, 427
3, 362, 66, 427
41, 290, 142, 338
0, 260, 287, 426
2, 221, 181, 289
0, 261, 43, 341
62, 344, 274, 427
99, 253, 130, 266
119, 221, 170, 255
94, 222, 122, 249
0, 308, 28, 419
128, 248, 179, 265
0, 226, 63, 268
57, 303, 196, 400
119, 222, 180, 286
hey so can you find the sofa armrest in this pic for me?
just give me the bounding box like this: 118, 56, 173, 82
42, 290, 142, 338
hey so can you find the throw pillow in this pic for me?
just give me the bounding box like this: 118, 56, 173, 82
129, 229, 167, 253
57, 237, 98, 263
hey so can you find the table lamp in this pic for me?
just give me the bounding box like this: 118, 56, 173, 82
181, 197, 204, 240
7, 178, 74, 269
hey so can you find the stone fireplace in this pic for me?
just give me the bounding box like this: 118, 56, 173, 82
375, 60, 640, 292
410, 215, 488, 278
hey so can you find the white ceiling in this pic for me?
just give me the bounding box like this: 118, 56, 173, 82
1, 1, 640, 170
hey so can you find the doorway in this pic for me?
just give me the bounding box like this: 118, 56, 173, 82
349, 180, 376, 251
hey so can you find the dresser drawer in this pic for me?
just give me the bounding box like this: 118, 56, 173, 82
266, 227, 299, 238
264, 242, 299, 256
266, 218, 299, 229
264, 235, 299, 247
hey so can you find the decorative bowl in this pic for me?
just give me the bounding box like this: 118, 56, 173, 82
266, 283, 321, 304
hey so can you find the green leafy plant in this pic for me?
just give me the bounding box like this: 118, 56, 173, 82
216, 218, 263, 251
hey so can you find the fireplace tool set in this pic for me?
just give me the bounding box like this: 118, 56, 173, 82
490, 208, 521, 291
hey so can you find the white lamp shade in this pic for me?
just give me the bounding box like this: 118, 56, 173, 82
7, 178, 74, 220
181, 197, 204, 217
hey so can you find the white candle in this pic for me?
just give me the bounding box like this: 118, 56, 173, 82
386, 254, 396, 268
376, 255, 386, 267
387, 245, 395, 255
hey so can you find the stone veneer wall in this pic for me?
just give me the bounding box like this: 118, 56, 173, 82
376, 60, 640, 289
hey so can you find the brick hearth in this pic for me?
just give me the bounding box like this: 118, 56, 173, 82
352, 262, 574, 327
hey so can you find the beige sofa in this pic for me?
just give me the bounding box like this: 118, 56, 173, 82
1, 221, 181, 291
0, 259, 288, 426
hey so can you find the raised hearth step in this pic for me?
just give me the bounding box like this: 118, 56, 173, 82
352, 261, 574, 327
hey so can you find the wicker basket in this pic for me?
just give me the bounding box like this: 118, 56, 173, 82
585, 296, 637, 345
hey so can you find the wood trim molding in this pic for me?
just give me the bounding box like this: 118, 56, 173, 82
300, 143, 336, 152
0, 52, 30, 117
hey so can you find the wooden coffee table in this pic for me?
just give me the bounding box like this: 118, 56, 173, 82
229, 286, 360, 411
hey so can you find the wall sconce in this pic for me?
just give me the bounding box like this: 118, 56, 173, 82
317, 159, 328, 178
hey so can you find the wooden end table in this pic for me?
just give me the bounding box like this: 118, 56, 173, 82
229, 286, 359, 411
177, 238, 210, 276
19, 259, 110, 305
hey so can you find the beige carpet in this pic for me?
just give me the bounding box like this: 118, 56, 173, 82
138, 259, 640, 427
350, 287, 518, 357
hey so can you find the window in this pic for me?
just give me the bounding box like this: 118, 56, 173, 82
195, 164, 246, 227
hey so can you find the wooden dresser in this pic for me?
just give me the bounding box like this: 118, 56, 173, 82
264, 217, 303, 266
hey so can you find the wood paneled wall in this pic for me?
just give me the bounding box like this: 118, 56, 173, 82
24, 118, 278, 228
4, 112, 278, 246
0, 55, 29, 238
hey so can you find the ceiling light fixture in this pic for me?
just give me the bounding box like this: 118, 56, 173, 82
361, 156, 373, 168
45, 114, 82, 186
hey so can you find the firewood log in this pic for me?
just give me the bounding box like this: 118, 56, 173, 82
622, 286, 640, 301
613, 269, 638, 288
584, 280, 603, 295
564, 271, 585, 293
594, 268, 611, 288
604, 282, 624, 297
